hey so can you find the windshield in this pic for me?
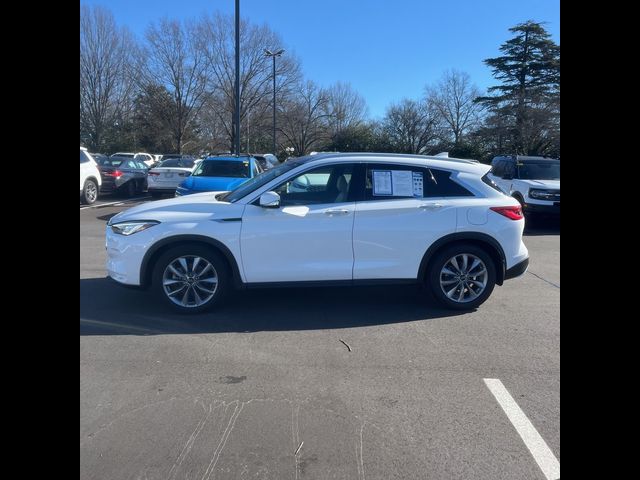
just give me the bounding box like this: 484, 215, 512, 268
219, 159, 307, 202
192, 159, 251, 178
517, 162, 560, 180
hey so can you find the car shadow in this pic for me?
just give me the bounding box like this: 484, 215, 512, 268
80, 278, 464, 336
523, 215, 560, 236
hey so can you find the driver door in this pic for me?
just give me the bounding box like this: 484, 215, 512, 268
240, 163, 358, 283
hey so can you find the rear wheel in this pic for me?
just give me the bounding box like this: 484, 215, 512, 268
152, 245, 230, 313
81, 179, 98, 204
427, 244, 496, 310
123, 180, 136, 198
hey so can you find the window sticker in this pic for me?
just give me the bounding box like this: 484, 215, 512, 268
372, 170, 393, 195
391, 170, 413, 197
412, 171, 423, 197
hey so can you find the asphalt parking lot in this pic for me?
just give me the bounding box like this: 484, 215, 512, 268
80, 198, 559, 480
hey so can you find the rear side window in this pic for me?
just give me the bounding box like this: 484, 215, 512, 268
491, 160, 505, 177
80, 151, 90, 164
364, 164, 473, 200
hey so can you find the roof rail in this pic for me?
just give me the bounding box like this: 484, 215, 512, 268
300, 152, 478, 164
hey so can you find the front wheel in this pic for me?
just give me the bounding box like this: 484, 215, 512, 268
427, 244, 496, 310
152, 245, 230, 313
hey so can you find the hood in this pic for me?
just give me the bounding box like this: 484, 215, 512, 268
519, 179, 560, 189
181, 176, 248, 192
109, 191, 242, 224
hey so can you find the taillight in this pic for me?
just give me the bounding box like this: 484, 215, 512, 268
490, 206, 523, 220
112, 170, 123, 178
148, 171, 160, 176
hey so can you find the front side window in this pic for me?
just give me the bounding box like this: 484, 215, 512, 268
272, 164, 355, 206
364, 164, 473, 200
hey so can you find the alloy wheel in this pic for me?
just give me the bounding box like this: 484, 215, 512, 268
439, 253, 488, 303
162, 255, 218, 308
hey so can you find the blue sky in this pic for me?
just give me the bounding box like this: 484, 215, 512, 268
81, 0, 559, 119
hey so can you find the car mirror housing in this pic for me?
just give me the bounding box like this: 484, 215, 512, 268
259, 191, 280, 208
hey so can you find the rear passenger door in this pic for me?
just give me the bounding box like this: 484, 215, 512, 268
352, 164, 471, 280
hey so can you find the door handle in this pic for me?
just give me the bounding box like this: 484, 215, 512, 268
324, 208, 350, 215
418, 203, 444, 210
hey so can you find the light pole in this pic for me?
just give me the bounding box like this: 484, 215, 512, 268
234, 0, 240, 156
264, 48, 284, 155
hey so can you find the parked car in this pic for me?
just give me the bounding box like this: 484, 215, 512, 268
106, 152, 529, 313
147, 157, 197, 198
487, 156, 559, 218
97, 156, 149, 197
80, 147, 102, 205
111, 152, 155, 167
174, 155, 262, 196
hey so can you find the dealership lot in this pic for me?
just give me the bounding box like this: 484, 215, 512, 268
80, 199, 559, 479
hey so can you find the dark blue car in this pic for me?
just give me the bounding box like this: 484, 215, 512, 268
175, 155, 262, 196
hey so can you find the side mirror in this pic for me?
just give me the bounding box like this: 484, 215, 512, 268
259, 191, 280, 208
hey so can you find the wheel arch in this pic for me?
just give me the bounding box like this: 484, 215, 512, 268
140, 235, 243, 289
418, 232, 506, 286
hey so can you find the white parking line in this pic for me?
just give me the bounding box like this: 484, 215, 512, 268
80, 196, 151, 210
484, 378, 559, 480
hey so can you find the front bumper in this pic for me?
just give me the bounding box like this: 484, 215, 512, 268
523, 202, 560, 215
105, 226, 149, 286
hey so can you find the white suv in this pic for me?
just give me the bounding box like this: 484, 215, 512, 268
488, 156, 560, 218
106, 153, 529, 312
80, 147, 101, 204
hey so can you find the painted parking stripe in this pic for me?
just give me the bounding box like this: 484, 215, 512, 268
80, 196, 151, 210
484, 378, 559, 480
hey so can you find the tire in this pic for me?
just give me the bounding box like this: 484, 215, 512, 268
152, 244, 230, 314
81, 179, 98, 205
427, 243, 496, 310
123, 180, 136, 198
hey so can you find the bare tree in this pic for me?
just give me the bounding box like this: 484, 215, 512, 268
137, 18, 209, 153
195, 13, 302, 151
323, 82, 368, 139
382, 99, 440, 154
279, 81, 330, 155
426, 69, 482, 146
80, 5, 136, 150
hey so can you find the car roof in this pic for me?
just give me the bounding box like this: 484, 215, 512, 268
288, 152, 486, 174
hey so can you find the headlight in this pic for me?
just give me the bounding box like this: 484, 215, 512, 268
111, 221, 160, 236
529, 189, 558, 200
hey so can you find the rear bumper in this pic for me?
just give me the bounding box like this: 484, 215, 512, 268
504, 257, 529, 280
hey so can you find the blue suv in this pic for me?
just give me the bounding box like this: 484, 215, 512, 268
175, 155, 262, 196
